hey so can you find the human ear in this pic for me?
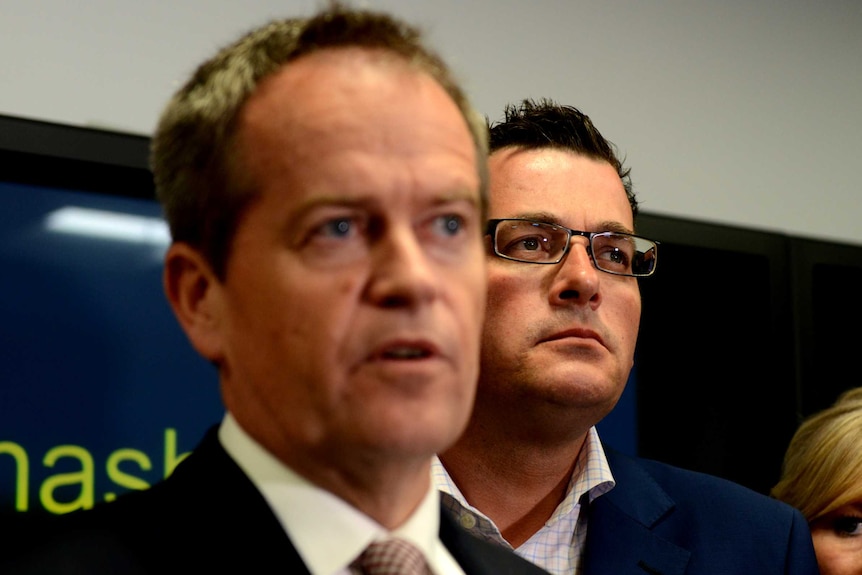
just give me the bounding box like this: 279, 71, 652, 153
162, 242, 225, 363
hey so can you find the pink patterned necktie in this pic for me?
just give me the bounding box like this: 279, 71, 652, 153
353, 538, 433, 575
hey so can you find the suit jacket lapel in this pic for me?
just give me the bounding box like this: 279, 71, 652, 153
439, 504, 490, 571
193, 431, 542, 574
583, 449, 690, 575
167, 427, 311, 574
439, 503, 550, 574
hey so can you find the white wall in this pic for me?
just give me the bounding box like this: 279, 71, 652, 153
2, 0, 860, 245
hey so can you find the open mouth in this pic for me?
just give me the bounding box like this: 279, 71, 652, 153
380, 346, 433, 360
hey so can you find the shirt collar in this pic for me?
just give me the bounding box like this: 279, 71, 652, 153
432, 426, 616, 527
219, 413, 447, 574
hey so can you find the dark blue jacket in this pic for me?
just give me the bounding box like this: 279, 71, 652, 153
583, 448, 820, 574
1, 426, 550, 575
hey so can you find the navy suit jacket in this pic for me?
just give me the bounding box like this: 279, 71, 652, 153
2, 427, 548, 575
583, 448, 820, 575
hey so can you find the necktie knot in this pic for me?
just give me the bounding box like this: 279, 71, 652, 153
354, 538, 431, 575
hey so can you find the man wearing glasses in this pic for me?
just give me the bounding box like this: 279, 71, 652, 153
434, 99, 819, 574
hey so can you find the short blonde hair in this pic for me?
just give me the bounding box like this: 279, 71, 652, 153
772, 387, 862, 522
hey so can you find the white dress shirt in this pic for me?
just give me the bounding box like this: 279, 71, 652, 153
219, 413, 465, 575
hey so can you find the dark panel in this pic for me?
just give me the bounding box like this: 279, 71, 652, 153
0, 114, 153, 200
791, 237, 862, 418
633, 213, 797, 495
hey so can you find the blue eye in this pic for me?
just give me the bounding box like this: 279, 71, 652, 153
436, 215, 464, 236
321, 218, 353, 238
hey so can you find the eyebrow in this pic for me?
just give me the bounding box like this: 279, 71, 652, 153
504, 212, 635, 235
291, 190, 482, 225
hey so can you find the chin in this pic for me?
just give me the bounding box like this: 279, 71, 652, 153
369, 410, 465, 455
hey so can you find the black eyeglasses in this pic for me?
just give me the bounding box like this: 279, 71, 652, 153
486, 218, 658, 277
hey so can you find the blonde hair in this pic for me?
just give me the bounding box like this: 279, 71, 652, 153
772, 387, 862, 522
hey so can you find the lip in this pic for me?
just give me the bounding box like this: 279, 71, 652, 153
367, 337, 443, 362
539, 327, 605, 348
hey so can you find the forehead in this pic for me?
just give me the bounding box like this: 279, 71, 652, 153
232, 46, 479, 208
487, 147, 633, 230
240, 47, 467, 152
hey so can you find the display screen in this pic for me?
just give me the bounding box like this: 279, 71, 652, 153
0, 181, 222, 514
0, 114, 639, 516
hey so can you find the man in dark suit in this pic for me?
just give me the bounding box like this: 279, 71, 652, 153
434, 99, 820, 574
1, 6, 547, 575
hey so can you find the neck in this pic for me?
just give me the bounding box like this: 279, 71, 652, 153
225, 401, 438, 530
298, 449, 435, 530
439, 407, 589, 547
230, 413, 434, 530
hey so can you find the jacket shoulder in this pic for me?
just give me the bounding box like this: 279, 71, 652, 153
588, 448, 819, 575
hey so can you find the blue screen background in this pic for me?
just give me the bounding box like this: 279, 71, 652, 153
0, 181, 637, 513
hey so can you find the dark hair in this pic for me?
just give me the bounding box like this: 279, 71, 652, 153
151, 2, 487, 279
488, 98, 637, 216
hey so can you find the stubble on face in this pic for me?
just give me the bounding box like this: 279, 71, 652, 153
474, 148, 641, 435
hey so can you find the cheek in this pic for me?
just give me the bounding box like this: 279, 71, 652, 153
628, 294, 642, 340
449, 270, 488, 360
232, 274, 355, 373
480, 274, 535, 359
614, 286, 642, 345
485, 269, 531, 318
464, 261, 489, 311
811, 532, 849, 574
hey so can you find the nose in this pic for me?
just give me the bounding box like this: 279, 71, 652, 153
365, 225, 438, 309
549, 238, 600, 308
